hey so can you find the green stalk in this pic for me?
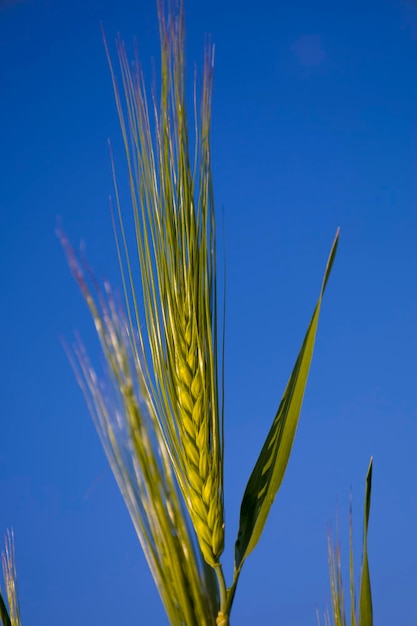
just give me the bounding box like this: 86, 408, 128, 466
214, 564, 228, 624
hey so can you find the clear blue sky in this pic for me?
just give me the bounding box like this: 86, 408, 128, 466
1, 0, 417, 624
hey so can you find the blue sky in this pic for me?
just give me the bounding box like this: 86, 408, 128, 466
1, 0, 417, 624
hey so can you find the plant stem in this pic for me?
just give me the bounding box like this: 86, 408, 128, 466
225, 568, 240, 617
214, 564, 229, 625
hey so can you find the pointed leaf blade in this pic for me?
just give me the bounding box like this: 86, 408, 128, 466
234, 230, 339, 571
0, 592, 11, 626
358, 458, 373, 626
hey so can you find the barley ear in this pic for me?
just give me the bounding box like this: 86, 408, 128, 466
326, 521, 346, 626
60, 234, 219, 625
0, 532, 21, 626
105, 0, 224, 567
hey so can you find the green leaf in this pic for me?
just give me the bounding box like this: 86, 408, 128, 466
0, 592, 11, 626
234, 229, 340, 572
358, 457, 373, 626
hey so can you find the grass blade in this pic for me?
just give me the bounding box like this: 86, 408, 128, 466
358, 458, 373, 626
321, 458, 373, 626
0, 593, 11, 626
234, 229, 339, 573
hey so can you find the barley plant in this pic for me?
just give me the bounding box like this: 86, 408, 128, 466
1, 0, 375, 624
0, 532, 21, 626
318, 458, 373, 626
